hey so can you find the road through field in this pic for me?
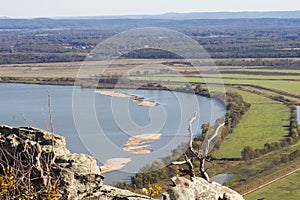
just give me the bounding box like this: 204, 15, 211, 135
243, 167, 300, 196
241, 160, 300, 199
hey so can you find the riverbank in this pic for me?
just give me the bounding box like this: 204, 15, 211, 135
0, 77, 173, 92
0, 77, 75, 86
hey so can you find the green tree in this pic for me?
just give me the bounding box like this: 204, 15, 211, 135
241, 146, 257, 160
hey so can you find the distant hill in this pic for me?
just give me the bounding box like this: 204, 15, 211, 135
60, 11, 300, 20
1, 17, 300, 31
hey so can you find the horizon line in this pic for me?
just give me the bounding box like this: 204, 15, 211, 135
1, 10, 300, 20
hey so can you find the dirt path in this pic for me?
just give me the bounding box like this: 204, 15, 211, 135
242, 165, 300, 196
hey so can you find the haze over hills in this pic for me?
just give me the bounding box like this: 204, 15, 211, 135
1, 10, 300, 63
1, 10, 300, 31
56, 10, 300, 20
1, 10, 300, 20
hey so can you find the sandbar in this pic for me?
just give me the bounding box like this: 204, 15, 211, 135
138, 101, 159, 107
97, 90, 132, 98
96, 90, 159, 107
100, 158, 132, 173
123, 133, 161, 154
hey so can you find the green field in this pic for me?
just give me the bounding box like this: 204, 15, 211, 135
234, 68, 300, 74
245, 171, 300, 200
220, 74, 300, 80
222, 79, 300, 95
132, 74, 300, 99
132, 70, 296, 159
213, 89, 290, 158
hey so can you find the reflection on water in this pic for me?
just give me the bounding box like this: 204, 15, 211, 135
211, 173, 232, 185
297, 106, 300, 125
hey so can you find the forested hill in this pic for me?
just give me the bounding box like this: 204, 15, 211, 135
3, 10, 300, 20
1, 17, 300, 64
1, 17, 300, 30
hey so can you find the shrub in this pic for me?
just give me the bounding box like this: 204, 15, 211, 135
241, 146, 258, 160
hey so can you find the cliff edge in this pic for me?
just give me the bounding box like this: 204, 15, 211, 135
0, 125, 244, 200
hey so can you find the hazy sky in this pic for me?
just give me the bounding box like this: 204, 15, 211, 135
1, 0, 299, 18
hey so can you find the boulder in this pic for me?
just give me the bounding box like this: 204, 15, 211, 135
0, 125, 103, 199
0, 125, 152, 200
163, 176, 245, 200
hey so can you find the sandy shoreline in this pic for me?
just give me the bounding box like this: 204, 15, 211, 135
123, 133, 161, 154
96, 90, 159, 107
100, 134, 161, 172
97, 90, 132, 98
137, 101, 158, 107
100, 158, 132, 173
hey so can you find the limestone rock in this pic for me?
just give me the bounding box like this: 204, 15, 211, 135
82, 185, 150, 200
0, 125, 103, 199
0, 125, 153, 200
0, 125, 244, 200
164, 176, 245, 200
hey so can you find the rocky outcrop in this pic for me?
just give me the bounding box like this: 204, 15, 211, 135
163, 176, 245, 200
82, 185, 150, 200
0, 125, 149, 200
0, 125, 244, 200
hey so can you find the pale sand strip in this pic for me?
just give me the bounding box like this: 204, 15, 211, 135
123, 144, 150, 150
96, 90, 159, 107
100, 158, 132, 173
97, 90, 132, 98
123, 133, 161, 154
124, 149, 152, 154
137, 101, 158, 107
127, 133, 161, 141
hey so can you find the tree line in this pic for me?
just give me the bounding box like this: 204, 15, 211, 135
241, 105, 300, 161
114, 88, 250, 191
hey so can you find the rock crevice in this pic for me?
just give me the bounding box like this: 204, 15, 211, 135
0, 125, 149, 199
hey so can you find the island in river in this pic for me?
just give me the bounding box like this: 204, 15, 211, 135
97, 90, 160, 107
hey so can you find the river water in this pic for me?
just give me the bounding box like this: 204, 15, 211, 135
0, 83, 225, 183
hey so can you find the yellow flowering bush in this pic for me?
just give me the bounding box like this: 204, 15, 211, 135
0, 166, 60, 200
142, 183, 162, 199
0, 167, 14, 198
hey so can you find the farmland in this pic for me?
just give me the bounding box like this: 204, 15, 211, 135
119, 61, 300, 196
1, 17, 300, 199
212, 89, 290, 158
245, 170, 300, 200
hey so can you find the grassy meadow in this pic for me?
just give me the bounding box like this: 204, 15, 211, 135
245, 171, 300, 200
212, 89, 290, 158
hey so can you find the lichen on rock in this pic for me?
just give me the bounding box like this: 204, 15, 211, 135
163, 176, 245, 200
0, 125, 150, 200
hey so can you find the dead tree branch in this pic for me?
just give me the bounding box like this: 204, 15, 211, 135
170, 112, 225, 182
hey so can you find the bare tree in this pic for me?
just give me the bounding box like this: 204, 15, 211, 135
170, 112, 225, 182
0, 93, 61, 199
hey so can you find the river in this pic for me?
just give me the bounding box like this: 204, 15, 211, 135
0, 83, 225, 183
297, 106, 300, 125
